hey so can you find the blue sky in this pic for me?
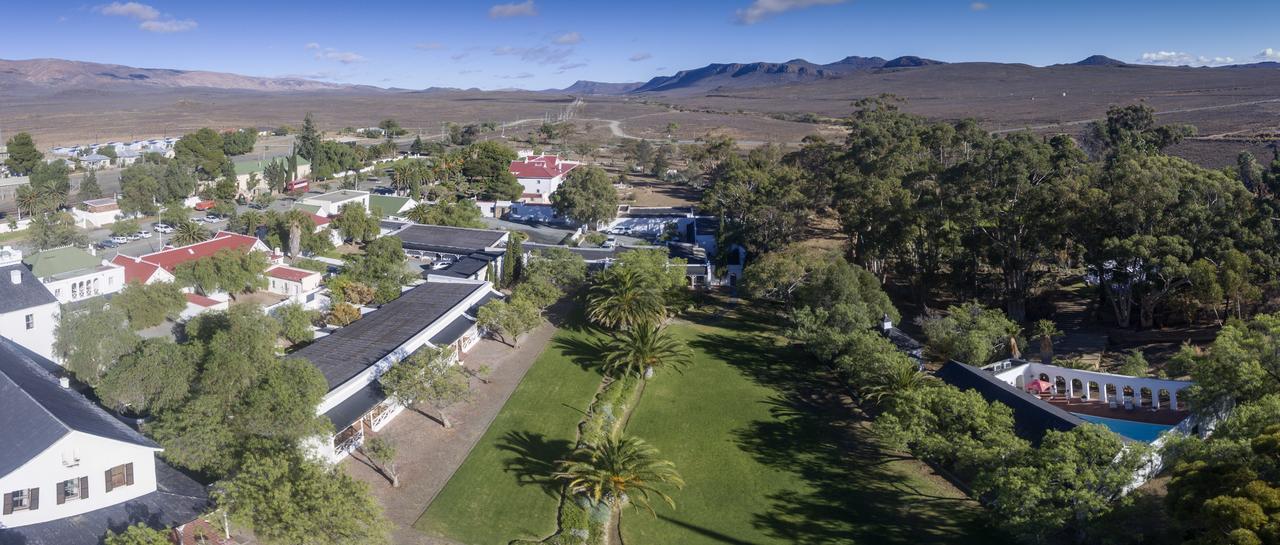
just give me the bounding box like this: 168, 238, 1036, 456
4, 0, 1279, 90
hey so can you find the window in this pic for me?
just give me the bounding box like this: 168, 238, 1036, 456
24, 314, 33, 330
3, 488, 37, 514
57, 478, 86, 504
105, 463, 133, 492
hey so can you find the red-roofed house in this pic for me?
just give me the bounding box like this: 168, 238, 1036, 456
111, 231, 272, 285
265, 265, 322, 298
181, 292, 229, 319
508, 154, 581, 203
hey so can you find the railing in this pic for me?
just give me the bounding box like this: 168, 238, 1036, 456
333, 428, 364, 457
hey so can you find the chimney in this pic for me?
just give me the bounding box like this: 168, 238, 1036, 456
59, 376, 70, 389
9, 270, 20, 285
881, 313, 893, 333
88, 245, 97, 257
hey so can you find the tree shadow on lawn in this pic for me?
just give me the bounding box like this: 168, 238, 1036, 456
691, 332, 1002, 545
552, 335, 611, 373
497, 430, 574, 499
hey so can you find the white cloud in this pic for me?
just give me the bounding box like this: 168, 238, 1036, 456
459, 69, 482, 75
492, 45, 573, 65
309, 44, 366, 64
552, 32, 581, 45
734, 0, 845, 25
140, 19, 196, 33
414, 42, 445, 51
1257, 48, 1280, 61
1137, 51, 1234, 66
96, 2, 196, 32
629, 52, 652, 62
559, 62, 587, 70
96, 2, 158, 20
489, 0, 537, 18
499, 72, 535, 79
970, 2, 989, 10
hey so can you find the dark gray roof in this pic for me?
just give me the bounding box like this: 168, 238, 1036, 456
466, 291, 503, 316
324, 382, 387, 431
0, 337, 159, 479
0, 461, 208, 545
290, 281, 484, 390
935, 361, 1085, 445
0, 263, 58, 314
396, 224, 506, 255
884, 327, 924, 353
380, 220, 408, 231
437, 256, 489, 278
430, 315, 476, 346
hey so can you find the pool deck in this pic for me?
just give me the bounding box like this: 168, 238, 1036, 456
1036, 394, 1189, 425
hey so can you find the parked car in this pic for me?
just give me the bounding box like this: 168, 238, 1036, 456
191, 216, 206, 223
137, 230, 152, 239
603, 236, 618, 248
126, 233, 141, 241
204, 214, 221, 222
153, 223, 174, 233
111, 235, 129, 244
97, 239, 119, 249
194, 200, 216, 211
372, 187, 395, 195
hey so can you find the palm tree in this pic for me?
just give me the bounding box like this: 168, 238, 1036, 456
586, 268, 665, 330
1031, 319, 1064, 364
862, 361, 936, 408
405, 203, 431, 225
171, 220, 210, 246
14, 186, 41, 219
602, 322, 692, 379
282, 209, 312, 257
554, 433, 683, 516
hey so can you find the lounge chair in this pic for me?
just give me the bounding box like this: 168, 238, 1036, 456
1108, 399, 1117, 409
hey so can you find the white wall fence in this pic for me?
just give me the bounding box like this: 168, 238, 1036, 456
991, 361, 1193, 410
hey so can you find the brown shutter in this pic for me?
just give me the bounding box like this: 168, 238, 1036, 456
56, 481, 65, 505
28, 488, 38, 510
79, 477, 89, 499
3, 492, 11, 515
124, 463, 134, 486
105, 469, 114, 492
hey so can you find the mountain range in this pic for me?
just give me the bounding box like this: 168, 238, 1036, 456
0, 58, 368, 96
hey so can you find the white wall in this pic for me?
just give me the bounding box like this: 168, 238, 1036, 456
43, 267, 126, 304
516, 176, 561, 203
0, 432, 159, 528
0, 301, 59, 361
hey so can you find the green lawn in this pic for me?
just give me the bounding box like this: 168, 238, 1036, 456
414, 324, 606, 544
621, 320, 1000, 545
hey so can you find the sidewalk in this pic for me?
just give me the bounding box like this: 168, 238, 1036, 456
341, 317, 562, 545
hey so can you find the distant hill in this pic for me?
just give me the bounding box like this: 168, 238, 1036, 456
553, 55, 946, 96
0, 58, 367, 95
555, 80, 644, 95
1072, 55, 1128, 66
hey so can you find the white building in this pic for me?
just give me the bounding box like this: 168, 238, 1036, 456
298, 189, 370, 217
292, 280, 502, 462
0, 247, 59, 361
508, 154, 580, 203
265, 265, 323, 300
0, 337, 207, 544
22, 247, 126, 305
79, 154, 111, 170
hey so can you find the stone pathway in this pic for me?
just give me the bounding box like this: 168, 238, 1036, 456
341, 317, 562, 545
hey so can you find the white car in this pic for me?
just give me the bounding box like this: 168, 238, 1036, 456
154, 223, 174, 234
191, 216, 206, 223
205, 214, 221, 222
137, 230, 153, 239
111, 235, 129, 244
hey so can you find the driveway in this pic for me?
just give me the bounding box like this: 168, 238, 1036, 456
341, 314, 562, 545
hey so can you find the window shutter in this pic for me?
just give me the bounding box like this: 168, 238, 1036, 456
28, 488, 38, 510
105, 469, 114, 493
3, 492, 11, 515
79, 477, 89, 499
124, 463, 134, 486
56, 482, 66, 505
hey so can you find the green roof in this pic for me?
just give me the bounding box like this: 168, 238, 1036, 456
368, 195, 411, 216
23, 246, 102, 278
294, 203, 322, 215
234, 156, 311, 177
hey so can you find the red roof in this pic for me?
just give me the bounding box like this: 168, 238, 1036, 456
138, 231, 262, 273
267, 265, 318, 283
110, 255, 161, 284
509, 155, 579, 179
307, 212, 331, 227
184, 292, 222, 308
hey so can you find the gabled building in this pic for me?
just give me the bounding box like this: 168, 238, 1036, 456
110, 231, 271, 285
368, 195, 416, 218
23, 246, 126, 304
0, 247, 59, 361
298, 190, 369, 217
508, 154, 580, 203
0, 337, 207, 544
290, 280, 501, 462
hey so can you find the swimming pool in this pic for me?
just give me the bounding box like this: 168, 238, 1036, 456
1071, 413, 1174, 443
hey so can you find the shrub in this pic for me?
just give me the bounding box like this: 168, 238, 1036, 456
328, 302, 360, 326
